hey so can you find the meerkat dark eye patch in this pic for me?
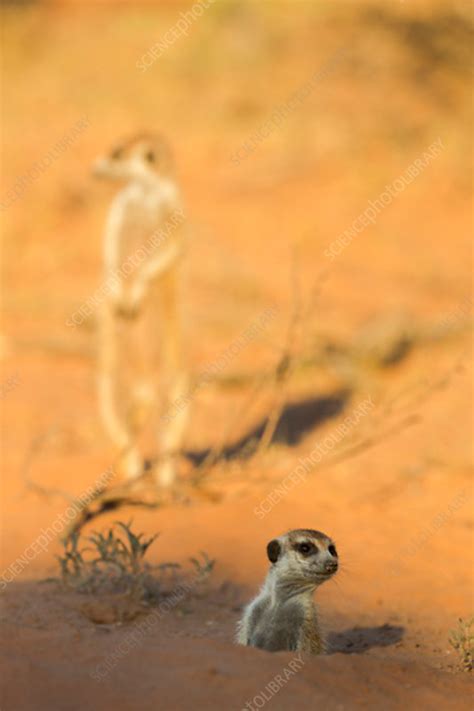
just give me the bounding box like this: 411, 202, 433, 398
145, 150, 155, 163
111, 147, 123, 160
297, 542, 317, 556
267, 539, 281, 563
328, 544, 337, 557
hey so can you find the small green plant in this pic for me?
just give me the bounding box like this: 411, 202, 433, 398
57, 522, 215, 624
190, 552, 215, 580
57, 530, 85, 584
449, 617, 473, 672
57, 521, 158, 599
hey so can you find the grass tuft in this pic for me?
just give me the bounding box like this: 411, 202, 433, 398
57, 522, 214, 624
449, 617, 473, 672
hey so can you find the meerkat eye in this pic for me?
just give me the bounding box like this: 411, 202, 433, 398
111, 147, 123, 160
328, 544, 337, 557
298, 542, 315, 556
144, 150, 155, 163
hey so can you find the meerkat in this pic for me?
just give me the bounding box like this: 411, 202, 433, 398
236, 529, 338, 654
93, 132, 189, 486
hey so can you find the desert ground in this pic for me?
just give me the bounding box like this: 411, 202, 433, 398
1, 1, 473, 709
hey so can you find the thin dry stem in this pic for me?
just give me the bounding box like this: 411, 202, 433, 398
256, 247, 302, 457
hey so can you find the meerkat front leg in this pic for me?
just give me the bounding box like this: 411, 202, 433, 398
119, 241, 182, 319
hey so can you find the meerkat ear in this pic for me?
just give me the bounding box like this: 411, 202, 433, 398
267, 539, 281, 563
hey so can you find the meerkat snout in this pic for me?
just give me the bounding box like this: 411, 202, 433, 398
323, 557, 338, 575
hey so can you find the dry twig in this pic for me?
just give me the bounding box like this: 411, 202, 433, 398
255, 247, 302, 457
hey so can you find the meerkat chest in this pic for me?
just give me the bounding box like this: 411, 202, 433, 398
112, 186, 174, 255
249, 597, 306, 652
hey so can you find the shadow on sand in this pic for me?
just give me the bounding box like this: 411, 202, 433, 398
327, 624, 405, 654
185, 389, 350, 466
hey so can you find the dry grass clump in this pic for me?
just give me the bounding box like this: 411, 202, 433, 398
57, 522, 214, 624
449, 617, 473, 672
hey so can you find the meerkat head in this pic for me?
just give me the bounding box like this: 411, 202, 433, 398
266, 528, 338, 588
93, 132, 173, 183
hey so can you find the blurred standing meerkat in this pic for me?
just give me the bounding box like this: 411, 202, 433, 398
237, 529, 338, 653
93, 132, 188, 486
